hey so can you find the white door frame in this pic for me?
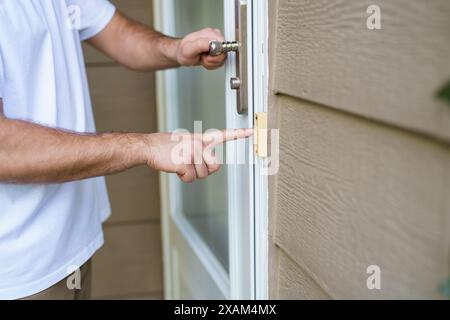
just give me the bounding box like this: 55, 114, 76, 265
153, 0, 269, 300
251, 0, 270, 300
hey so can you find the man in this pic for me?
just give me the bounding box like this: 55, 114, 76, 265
0, 0, 252, 300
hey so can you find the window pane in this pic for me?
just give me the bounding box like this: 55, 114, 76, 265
172, 0, 229, 271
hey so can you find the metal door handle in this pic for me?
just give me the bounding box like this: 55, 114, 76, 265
207, 0, 248, 115
209, 41, 240, 56
235, 0, 248, 115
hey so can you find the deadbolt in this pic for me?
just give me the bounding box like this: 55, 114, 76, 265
230, 77, 241, 90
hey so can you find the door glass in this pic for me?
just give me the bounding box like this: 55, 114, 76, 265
172, 0, 229, 271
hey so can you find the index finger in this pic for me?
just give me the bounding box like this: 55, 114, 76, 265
203, 128, 254, 147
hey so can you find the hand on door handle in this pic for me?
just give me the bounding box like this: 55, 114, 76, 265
173, 28, 228, 70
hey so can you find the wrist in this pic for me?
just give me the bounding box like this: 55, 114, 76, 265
109, 133, 150, 167
157, 35, 182, 67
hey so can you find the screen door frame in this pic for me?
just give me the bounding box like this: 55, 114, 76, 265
153, 0, 269, 300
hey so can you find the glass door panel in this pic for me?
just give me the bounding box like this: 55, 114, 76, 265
171, 0, 229, 271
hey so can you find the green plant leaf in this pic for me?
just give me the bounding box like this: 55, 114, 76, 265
437, 80, 450, 106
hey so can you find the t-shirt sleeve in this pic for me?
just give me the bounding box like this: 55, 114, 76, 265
67, 0, 116, 41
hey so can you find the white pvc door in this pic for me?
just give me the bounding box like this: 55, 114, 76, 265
154, 0, 256, 299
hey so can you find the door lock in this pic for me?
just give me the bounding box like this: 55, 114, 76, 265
230, 77, 241, 90
208, 41, 242, 92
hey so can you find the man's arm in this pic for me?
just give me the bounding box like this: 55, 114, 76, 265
86, 11, 227, 71
0, 99, 252, 184
0, 99, 147, 183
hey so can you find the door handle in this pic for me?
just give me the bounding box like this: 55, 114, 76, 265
209, 41, 240, 56
207, 0, 248, 115
234, 0, 247, 115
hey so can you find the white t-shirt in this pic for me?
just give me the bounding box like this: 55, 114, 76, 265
0, 0, 115, 299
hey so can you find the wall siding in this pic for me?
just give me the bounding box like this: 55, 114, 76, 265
273, 0, 450, 142
91, 224, 162, 298
272, 246, 331, 300
272, 95, 450, 299
269, 0, 450, 299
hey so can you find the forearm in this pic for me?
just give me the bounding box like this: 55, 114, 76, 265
88, 12, 181, 71
0, 116, 148, 184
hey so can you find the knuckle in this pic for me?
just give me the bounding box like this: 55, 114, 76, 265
196, 38, 206, 45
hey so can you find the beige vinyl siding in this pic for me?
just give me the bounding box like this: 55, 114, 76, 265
272, 0, 450, 142
268, 0, 450, 299
270, 244, 331, 300
84, 0, 163, 299
90, 224, 162, 299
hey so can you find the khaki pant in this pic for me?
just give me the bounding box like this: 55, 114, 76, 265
20, 260, 92, 300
